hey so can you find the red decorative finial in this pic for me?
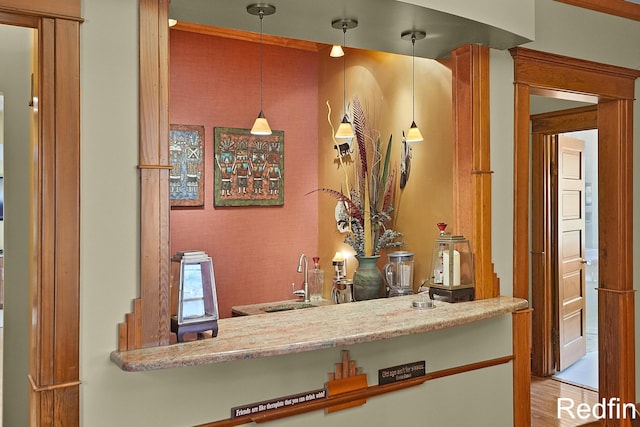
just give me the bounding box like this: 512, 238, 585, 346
313, 256, 320, 264
437, 222, 447, 235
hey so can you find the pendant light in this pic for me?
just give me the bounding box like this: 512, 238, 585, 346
332, 18, 358, 139
330, 44, 344, 58
401, 30, 426, 142
247, 3, 276, 135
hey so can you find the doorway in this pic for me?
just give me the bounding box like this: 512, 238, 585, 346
530, 106, 599, 392
511, 47, 638, 423
530, 110, 599, 390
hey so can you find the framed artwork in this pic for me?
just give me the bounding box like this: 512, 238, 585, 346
169, 124, 205, 207
214, 127, 284, 207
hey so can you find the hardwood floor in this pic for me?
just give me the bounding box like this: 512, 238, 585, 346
531, 375, 601, 426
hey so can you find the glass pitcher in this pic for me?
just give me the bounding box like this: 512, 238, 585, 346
383, 251, 415, 297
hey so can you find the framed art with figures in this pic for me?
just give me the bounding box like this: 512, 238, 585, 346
214, 127, 284, 207
169, 124, 205, 207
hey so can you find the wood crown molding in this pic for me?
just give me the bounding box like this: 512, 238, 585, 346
511, 47, 640, 81
0, 3, 82, 22
172, 21, 322, 52
530, 105, 598, 134
510, 47, 640, 101
555, 0, 640, 21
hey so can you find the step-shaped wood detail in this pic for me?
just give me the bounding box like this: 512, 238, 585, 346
325, 350, 368, 413
118, 299, 142, 351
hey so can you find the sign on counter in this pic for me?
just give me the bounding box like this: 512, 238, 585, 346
231, 388, 326, 418
378, 361, 426, 385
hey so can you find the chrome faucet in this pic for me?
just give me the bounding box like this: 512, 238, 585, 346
294, 253, 309, 303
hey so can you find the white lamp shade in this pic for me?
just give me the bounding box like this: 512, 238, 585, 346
406, 121, 423, 142
251, 112, 272, 135
330, 45, 344, 57
335, 116, 354, 139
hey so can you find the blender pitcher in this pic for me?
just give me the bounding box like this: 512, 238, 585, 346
384, 251, 415, 297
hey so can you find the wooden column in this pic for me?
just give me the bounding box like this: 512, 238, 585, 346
597, 99, 635, 425
118, 0, 171, 350
598, 289, 636, 427
24, 11, 81, 427
513, 309, 532, 427
512, 82, 531, 300
451, 44, 498, 300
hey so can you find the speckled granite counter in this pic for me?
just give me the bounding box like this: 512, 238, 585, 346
110, 295, 528, 372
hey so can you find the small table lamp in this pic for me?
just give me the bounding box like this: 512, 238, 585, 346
428, 223, 475, 302
171, 251, 219, 342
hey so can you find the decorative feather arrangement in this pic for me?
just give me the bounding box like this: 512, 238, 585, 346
313, 97, 404, 256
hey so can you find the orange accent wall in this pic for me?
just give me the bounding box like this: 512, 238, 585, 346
317, 46, 453, 291
169, 30, 319, 317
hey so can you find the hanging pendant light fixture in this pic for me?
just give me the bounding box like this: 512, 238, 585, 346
247, 3, 276, 135
401, 30, 426, 142
329, 44, 344, 58
332, 18, 358, 139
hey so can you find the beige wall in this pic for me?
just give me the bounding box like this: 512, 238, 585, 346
76, 0, 640, 424
1, 0, 638, 425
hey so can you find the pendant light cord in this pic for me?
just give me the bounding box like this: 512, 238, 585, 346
259, 11, 264, 112
411, 34, 416, 122
342, 25, 347, 115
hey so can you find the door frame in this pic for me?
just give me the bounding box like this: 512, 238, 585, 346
0, 2, 81, 426
511, 47, 638, 422
530, 105, 597, 377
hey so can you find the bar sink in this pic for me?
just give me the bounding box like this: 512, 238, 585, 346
232, 299, 332, 316
260, 302, 317, 313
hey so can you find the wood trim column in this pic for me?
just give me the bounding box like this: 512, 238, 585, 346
597, 99, 635, 420
513, 309, 532, 427
597, 99, 633, 293
530, 132, 554, 377
598, 288, 636, 427
139, 0, 171, 348
451, 44, 498, 299
118, 0, 171, 349
28, 15, 81, 427
513, 82, 531, 300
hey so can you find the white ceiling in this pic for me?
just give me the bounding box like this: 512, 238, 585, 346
168, 0, 531, 58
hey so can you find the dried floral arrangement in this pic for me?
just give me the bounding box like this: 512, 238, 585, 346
319, 96, 404, 257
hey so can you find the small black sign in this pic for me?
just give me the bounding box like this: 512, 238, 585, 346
231, 388, 326, 418
378, 361, 426, 385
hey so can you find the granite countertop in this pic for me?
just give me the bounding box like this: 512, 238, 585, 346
110, 295, 528, 372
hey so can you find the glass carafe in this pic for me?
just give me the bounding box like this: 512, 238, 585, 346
383, 251, 415, 297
